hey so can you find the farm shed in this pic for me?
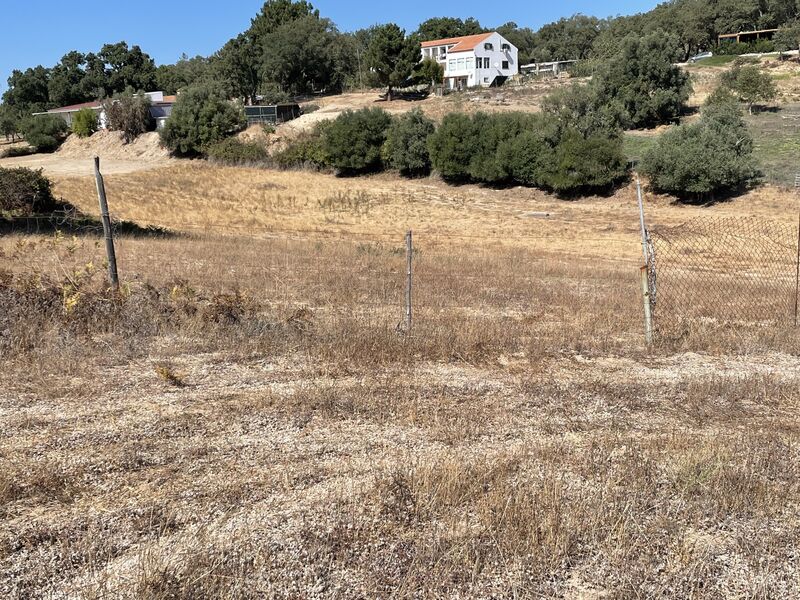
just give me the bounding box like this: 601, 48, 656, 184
244, 104, 301, 126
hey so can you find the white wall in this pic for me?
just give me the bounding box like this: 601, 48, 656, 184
442, 32, 519, 88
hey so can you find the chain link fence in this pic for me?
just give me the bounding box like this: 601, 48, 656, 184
646, 216, 800, 334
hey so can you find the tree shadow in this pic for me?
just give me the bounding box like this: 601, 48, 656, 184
0, 200, 176, 238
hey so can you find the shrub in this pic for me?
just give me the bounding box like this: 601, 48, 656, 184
72, 108, 98, 138
427, 112, 479, 181
382, 109, 435, 176
322, 108, 392, 174
103, 94, 154, 143
719, 64, 777, 114
160, 85, 246, 156
641, 100, 758, 201
20, 115, 69, 153
272, 123, 330, 170
499, 128, 557, 187
469, 113, 539, 183
0, 167, 57, 215
206, 138, 269, 165
593, 31, 691, 128
539, 129, 628, 194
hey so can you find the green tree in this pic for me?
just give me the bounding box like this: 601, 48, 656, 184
382, 109, 435, 176
249, 0, 319, 45
261, 15, 341, 94
365, 24, 417, 101
496, 22, 537, 65
542, 83, 625, 138
0, 105, 24, 141
103, 93, 154, 142
20, 115, 69, 153
641, 100, 758, 201
48, 51, 90, 107
427, 112, 479, 181
213, 34, 261, 105
156, 55, 213, 95
72, 108, 98, 138
414, 17, 484, 41
160, 85, 246, 156
2, 66, 51, 110
322, 108, 391, 174
720, 64, 778, 114
530, 15, 605, 62
413, 58, 444, 86
99, 42, 157, 95
593, 31, 692, 128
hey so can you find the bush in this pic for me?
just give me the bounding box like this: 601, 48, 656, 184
427, 113, 479, 181
322, 108, 392, 174
0, 167, 57, 215
499, 127, 557, 187
103, 94, 154, 143
272, 123, 330, 170
469, 113, 538, 183
160, 85, 246, 156
20, 115, 69, 153
72, 108, 98, 138
382, 109, 435, 176
641, 100, 758, 201
593, 31, 691, 128
206, 138, 269, 165
719, 64, 777, 114
539, 129, 628, 194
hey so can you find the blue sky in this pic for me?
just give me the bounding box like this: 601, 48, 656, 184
1, 0, 657, 95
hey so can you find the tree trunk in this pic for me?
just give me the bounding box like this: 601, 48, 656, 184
387, 86, 393, 102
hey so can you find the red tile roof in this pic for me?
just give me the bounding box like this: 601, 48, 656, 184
421, 32, 494, 53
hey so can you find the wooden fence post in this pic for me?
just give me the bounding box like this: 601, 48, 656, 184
94, 157, 119, 289
405, 230, 413, 333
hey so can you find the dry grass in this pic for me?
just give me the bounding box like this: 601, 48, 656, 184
1, 163, 800, 598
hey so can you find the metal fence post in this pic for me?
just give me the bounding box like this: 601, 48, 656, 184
637, 179, 653, 344
794, 211, 800, 326
94, 157, 119, 289
405, 230, 413, 332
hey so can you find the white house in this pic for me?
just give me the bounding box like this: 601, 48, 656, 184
35, 91, 177, 130
420, 32, 518, 90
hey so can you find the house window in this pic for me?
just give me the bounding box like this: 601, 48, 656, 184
457, 57, 465, 70
484, 57, 490, 68
484, 43, 493, 50
466, 57, 474, 70
432, 47, 438, 58
501, 43, 510, 51
502, 60, 509, 69
449, 59, 455, 71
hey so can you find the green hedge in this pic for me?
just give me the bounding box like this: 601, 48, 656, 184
206, 138, 269, 165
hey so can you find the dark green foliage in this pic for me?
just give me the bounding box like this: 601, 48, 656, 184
413, 58, 444, 86
414, 17, 484, 41
530, 15, 604, 62
213, 34, 261, 105
427, 113, 479, 181
495, 22, 537, 65
593, 31, 692, 128
72, 108, 98, 138
0, 167, 57, 215
272, 123, 329, 169
719, 64, 778, 114
382, 109, 435, 176
429, 110, 626, 193
641, 100, 758, 201
469, 113, 538, 183
541, 83, 625, 138
260, 14, 342, 94
538, 129, 628, 194
103, 94, 154, 143
20, 115, 69, 153
155, 55, 213, 95
206, 138, 269, 165
0, 105, 24, 141
365, 24, 417, 100
774, 23, 800, 52
322, 108, 392, 174
160, 85, 246, 156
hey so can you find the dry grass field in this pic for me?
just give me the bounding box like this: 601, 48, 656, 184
2, 161, 800, 598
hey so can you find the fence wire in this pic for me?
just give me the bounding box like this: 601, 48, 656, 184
647, 216, 800, 333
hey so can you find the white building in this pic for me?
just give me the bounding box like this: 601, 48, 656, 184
420, 32, 518, 90
35, 92, 177, 130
